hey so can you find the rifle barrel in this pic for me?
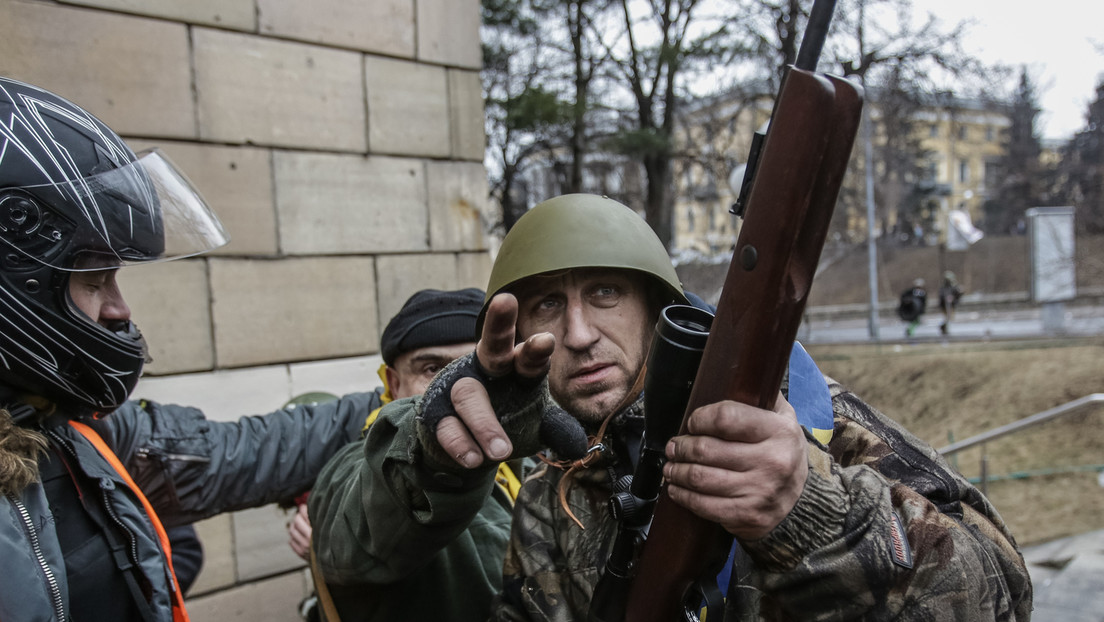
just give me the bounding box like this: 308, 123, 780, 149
795, 0, 837, 71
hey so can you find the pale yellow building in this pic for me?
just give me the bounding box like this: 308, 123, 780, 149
672, 90, 773, 254
671, 89, 1012, 253
912, 96, 1010, 242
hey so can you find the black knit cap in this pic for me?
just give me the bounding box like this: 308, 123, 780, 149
380, 288, 485, 366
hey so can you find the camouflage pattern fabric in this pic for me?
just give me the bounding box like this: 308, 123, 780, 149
490, 379, 1033, 621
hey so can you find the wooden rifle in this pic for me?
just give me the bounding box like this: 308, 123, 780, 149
588, 0, 864, 619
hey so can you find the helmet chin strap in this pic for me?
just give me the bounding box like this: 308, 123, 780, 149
2, 400, 38, 425
0, 384, 49, 425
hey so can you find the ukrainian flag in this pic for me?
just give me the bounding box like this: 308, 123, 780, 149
786, 341, 834, 444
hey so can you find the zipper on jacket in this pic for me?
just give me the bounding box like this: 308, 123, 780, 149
44, 428, 144, 576
99, 482, 143, 572
134, 447, 211, 464
7, 491, 67, 621
134, 446, 210, 510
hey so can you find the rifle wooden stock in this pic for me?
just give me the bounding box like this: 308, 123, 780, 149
621, 68, 863, 622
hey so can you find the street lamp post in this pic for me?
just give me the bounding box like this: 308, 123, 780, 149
863, 83, 880, 341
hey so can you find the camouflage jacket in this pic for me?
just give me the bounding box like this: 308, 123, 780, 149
490, 377, 1033, 621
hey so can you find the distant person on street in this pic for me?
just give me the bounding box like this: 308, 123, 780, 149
939, 271, 965, 335
898, 278, 928, 338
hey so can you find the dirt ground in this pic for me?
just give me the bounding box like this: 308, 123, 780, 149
808, 337, 1104, 546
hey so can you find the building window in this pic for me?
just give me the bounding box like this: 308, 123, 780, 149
958, 125, 967, 140
929, 124, 938, 137
958, 159, 970, 183
984, 161, 1001, 191
986, 126, 995, 141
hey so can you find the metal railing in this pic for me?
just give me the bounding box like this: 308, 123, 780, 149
938, 393, 1104, 495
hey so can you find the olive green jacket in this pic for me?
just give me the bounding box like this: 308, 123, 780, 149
309, 398, 524, 621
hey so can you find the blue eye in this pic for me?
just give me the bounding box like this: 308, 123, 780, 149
591, 284, 622, 302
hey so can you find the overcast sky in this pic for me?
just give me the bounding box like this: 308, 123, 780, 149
921, 0, 1103, 141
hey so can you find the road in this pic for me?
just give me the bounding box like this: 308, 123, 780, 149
800, 303, 1104, 344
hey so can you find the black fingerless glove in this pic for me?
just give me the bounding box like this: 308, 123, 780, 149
415, 352, 587, 468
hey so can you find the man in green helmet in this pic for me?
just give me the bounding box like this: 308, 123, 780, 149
310, 194, 1031, 621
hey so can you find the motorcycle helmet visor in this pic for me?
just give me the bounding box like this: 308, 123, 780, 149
0, 148, 228, 271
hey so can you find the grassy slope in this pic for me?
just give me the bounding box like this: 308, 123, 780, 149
809, 338, 1104, 546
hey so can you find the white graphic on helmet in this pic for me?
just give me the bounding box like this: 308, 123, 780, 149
0, 77, 154, 412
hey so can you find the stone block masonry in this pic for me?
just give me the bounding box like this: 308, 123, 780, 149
3, 0, 494, 615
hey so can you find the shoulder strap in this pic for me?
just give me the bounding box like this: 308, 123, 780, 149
310, 544, 342, 622
68, 420, 191, 622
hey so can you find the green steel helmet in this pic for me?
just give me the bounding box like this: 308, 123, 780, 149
482, 194, 687, 332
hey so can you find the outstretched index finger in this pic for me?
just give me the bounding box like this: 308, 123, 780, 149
513, 332, 555, 379
476, 293, 520, 377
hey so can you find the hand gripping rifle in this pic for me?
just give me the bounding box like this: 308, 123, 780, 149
587, 0, 863, 620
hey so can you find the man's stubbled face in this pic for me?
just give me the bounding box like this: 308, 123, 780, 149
512, 268, 655, 425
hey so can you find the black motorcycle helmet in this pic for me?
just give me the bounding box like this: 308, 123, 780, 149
0, 77, 228, 415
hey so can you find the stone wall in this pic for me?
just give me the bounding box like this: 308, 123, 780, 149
1, 0, 490, 618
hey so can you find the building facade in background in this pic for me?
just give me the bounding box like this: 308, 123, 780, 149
910, 94, 1010, 244
514, 84, 1013, 257
672, 89, 1012, 254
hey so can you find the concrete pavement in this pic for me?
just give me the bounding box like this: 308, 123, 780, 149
800, 290, 1104, 344
1023, 529, 1104, 622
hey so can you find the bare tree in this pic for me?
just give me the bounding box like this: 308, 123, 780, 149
593, 0, 755, 249
870, 67, 933, 239
483, 0, 574, 229
482, 0, 988, 250
560, 0, 612, 193
984, 68, 1046, 234
484, 0, 627, 230
1060, 80, 1104, 233
827, 0, 981, 238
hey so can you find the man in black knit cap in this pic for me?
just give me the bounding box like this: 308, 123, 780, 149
287, 288, 484, 554
377, 288, 485, 401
